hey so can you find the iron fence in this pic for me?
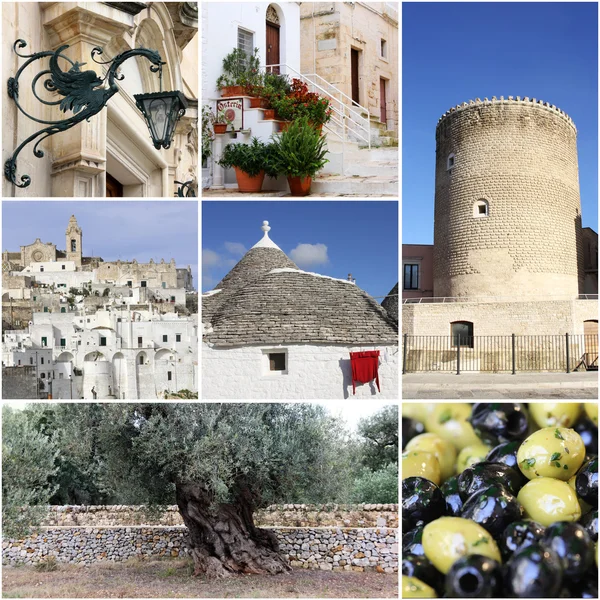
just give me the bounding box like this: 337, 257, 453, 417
402, 334, 599, 374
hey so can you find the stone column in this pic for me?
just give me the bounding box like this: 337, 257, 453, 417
41, 3, 134, 197
212, 133, 226, 189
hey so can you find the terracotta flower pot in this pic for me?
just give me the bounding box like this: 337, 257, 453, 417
249, 97, 268, 109
277, 121, 293, 132
262, 109, 276, 120
220, 85, 245, 97
234, 167, 265, 193
213, 123, 228, 134
287, 175, 312, 196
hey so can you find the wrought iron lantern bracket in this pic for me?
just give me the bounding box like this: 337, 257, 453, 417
5, 39, 174, 188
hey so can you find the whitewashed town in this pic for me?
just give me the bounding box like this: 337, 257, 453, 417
2, 215, 198, 399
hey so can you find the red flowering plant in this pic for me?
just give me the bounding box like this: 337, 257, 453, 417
271, 79, 332, 126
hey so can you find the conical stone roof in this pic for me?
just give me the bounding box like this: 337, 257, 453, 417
203, 221, 398, 348
381, 283, 398, 323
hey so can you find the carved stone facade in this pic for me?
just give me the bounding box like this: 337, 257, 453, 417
2, 2, 198, 197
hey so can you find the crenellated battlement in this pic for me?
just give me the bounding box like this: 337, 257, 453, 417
436, 96, 576, 133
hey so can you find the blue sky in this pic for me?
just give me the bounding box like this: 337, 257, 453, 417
202, 201, 399, 301
2, 201, 198, 289
403, 2, 598, 243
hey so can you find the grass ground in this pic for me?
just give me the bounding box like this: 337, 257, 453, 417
2, 558, 398, 598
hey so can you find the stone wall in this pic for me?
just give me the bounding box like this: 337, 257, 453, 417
202, 343, 399, 399
434, 98, 582, 299
1, 366, 38, 400
2, 526, 398, 573
38, 504, 398, 529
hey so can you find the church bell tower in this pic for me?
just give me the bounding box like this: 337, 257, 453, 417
66, 215, 82, 269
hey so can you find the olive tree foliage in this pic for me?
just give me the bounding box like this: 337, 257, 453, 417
349, 405, 398, 503
2, 406, 60, 538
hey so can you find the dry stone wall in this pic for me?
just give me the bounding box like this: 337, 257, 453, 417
433, 97, 583, 299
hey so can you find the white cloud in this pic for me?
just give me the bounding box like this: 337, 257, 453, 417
202, 249, 222, 268
290, 243, 329, 268
224, 242, 247, 256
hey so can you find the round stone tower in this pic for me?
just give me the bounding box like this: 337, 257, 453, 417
433, 96, 584, 299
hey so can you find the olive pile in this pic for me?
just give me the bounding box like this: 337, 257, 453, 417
402, 403, 598, 598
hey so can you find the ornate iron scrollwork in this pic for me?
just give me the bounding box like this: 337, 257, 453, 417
175, 180, 197, 197
5, 39, 165, 188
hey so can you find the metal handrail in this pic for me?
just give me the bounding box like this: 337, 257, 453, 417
403, 294, 599, 304
261, 63, 371, 148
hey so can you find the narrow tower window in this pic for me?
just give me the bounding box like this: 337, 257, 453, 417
447, 153, 455, 170
473, 199, 489, 218
71, 239, 76, 252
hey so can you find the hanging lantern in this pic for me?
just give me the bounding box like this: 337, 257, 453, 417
134, 91, 188, 150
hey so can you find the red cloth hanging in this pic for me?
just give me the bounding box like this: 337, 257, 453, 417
350, 350, 380, 395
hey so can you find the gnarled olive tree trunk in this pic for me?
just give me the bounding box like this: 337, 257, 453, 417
175, 482, 291, 578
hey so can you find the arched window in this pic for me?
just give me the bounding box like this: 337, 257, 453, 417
71, 239, 77, 252
451, 321, 474, 348
447, 153, 455, 170
473, 199, 489, 218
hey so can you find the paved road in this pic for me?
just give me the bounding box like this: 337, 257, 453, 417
403, 372, 598, 399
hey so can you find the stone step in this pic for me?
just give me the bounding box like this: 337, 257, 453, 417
342, 160, 398, 178
310, 174, 398, 197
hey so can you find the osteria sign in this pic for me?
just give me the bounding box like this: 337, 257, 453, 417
216, 98, 243, 131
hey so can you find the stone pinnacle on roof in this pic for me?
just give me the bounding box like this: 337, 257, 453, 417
252, 220, 281, 250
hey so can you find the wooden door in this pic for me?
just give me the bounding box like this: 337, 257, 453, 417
266, 23, 280, 74
106, 173, 123, 197
584, 320, 598, 368
351, 49, 359, 106
380, 78, 387, 124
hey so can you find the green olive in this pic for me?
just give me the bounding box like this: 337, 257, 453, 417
403, 403, 436, 423
584, 402, 598, 426
456, 443, 491, 474
529, 403, 582, 428
402, 450, 441, 485
517, 477, 581, 527
517, 426, 585, 481
422, 516, 502, 574
402, 575, 438, 598
425, 404, 480, 451
406, 433, 457, 482
568, 474, 592, 515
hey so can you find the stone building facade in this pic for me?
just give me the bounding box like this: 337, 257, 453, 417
2, 2, 198, 198
299, 2, 398, 139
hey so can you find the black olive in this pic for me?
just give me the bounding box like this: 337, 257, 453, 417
566, 570, 599, 599
445, 554, 503, 598
458, 461, 527, 500
402, 477, 445, 530
460, 485, 523, 538
541, 522, 595, 579
486, 440, 521, 470
402, 525, 425, 556
580, 509, 598, 543
576, 457, 598, 507
575, 414, 598, 455
503, 543, 563, 598
440, 475, 464, 516
402, 416, 425, 450
402, 554, 444, 594
469, 403, 529, 446
499, 520, 545, 561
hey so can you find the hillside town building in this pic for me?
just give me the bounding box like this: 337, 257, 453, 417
3, 2, 198, 198
202, 221, 398, 399
202, 2, 398, 196
2, 215, 198, 399
402, 97, 598, 373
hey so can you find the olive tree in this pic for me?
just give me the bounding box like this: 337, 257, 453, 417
5, 403, 354, 578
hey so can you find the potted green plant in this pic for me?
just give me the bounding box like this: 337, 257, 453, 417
269, 117, 329, 196
216, 48, 261, 97
211, 109, 233, 134
217, 137, 277, 193
201, 105, 215, 166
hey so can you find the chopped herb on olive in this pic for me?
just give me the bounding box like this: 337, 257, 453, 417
438, 410, 452, 424
553, 462, 561, 468
473, 536, 489, 546
563, 464, 568, 470
521, 458, 536, 469
550, 452, 562, 462
555, 429, 564, 440
564, 447, 569, 454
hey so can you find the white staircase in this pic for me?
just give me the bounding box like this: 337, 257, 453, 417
206, 65, 398, 196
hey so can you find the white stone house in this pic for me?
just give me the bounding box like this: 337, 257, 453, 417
202, 222, 399, 399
